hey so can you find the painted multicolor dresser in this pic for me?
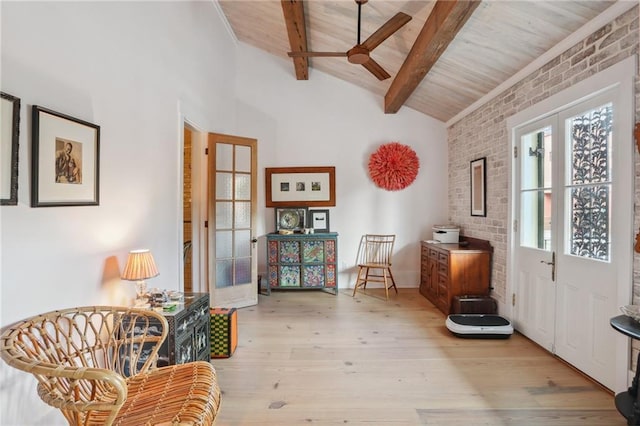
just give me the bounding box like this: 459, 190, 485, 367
266, 232, 338, 294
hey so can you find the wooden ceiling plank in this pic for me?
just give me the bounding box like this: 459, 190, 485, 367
384, 0, 481, 114
281, 0, 309, 80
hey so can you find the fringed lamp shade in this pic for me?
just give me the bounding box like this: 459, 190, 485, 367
122, 249, 159, 302
368, 142, 419, 191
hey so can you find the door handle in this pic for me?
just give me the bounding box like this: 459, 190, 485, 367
251, 238, 258, 243
540, 251, 556, 282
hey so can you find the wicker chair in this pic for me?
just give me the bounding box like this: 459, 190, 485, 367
0, 306, 221, 425
352, 234, 398, 300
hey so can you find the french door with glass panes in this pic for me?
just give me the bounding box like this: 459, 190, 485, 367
208, 133, 258, 308
513, 89, 632, 390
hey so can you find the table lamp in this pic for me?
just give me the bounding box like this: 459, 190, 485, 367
122, 249, 159, 306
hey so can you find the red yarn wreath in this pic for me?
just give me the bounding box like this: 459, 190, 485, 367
368, 142, 419, 191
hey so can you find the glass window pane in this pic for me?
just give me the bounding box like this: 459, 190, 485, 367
216, 259, 233, 288
521, 127, 552, 190
235, 173, 251, 200
568, 104, 612, 185
568, 184, 610, 262
235, 145, 251, 173
216, 143, 233, 171
565, 103, 612, 262
235, 257, 251, 284
235, 230, 251, 257
234, 201, 250, 228
216, 230, 232, 259
216, 201, 232, 229
216, 172, 232, 200
520, 189, 552, 250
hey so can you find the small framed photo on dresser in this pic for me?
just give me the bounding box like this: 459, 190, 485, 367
309, 209, 330, 233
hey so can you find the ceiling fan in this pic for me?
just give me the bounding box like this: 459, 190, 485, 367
287, 0, 411, 81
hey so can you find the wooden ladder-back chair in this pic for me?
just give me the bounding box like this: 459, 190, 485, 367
352, 234, 398, 300
0, 306, 221, 425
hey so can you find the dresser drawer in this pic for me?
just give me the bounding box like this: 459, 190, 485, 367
438, 274, 448, 287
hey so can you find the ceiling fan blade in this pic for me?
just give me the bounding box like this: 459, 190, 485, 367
361, 12, 411, 52
288, 51, 347, 58
362, 58, 390, 81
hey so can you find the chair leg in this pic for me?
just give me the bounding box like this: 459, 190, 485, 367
382, 269, 389, 301
363, 268, 371, 290
353, 266, 365, 297
387, 268, 398, 294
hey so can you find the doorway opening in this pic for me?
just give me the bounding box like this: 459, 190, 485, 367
183, 126, 194, 293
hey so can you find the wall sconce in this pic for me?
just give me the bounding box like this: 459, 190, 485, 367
121, 249, 159, 306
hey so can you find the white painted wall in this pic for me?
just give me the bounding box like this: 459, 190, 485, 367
0, 2, 239, 423
234, 43, 448, 288
0, 2, 447, 424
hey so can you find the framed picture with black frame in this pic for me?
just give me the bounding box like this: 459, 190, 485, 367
470, 157, 486, 217
309, 209, 330, 233
31, 106, 100, 207
1, 92, 20, 205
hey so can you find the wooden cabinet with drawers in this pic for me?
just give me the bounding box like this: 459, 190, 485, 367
419, 238, 492, 315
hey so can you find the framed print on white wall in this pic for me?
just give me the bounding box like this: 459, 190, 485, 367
265, 166, 336, 207
1, 92, 20, 205
31, 106, 100, 207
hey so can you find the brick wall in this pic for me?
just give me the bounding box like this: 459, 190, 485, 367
448, 6, 639, 306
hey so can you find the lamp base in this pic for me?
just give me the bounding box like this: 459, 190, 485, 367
133, 299, 151, 309
134, 280, 148, 307
135, 280, 147, 297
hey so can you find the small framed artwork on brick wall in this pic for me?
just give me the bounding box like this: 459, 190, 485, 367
470, 157, 486, 217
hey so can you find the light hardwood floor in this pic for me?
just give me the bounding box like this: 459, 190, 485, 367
212, 289, 624, 425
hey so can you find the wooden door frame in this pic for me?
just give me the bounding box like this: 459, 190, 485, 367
179, 116, 209, 294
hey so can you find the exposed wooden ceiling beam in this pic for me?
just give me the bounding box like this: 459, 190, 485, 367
384, 0, 480, 114
281, 0, 309, 80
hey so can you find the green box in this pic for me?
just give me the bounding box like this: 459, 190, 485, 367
210, 308, 237, 358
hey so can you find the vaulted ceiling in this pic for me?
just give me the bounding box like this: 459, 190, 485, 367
218, 0, 617, 123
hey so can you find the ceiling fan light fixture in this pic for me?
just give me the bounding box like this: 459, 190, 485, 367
347, 46, 370, 64
285, 0, 411, 81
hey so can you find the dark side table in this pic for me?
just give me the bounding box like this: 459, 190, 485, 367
610, 315, 640, 425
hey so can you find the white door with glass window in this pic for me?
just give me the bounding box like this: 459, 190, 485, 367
514, 117, 557, 352
208, 133, 258, 308
513, 89, 632, 390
